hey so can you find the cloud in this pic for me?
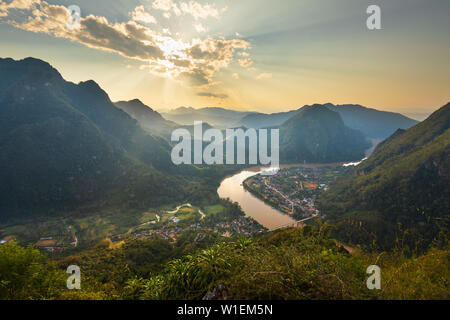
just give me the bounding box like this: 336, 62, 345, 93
2, 2, 163, 60
180, 1, 221, 20
188, 38, 250, 61
0, 0, 251, 87
152, 0, 225, 20
130, 5, 157, 24
256, 73, 272, 80
74, 17, 164, 60
197, 92, 228, 99
238, 58, 253, 68
1, 0, 35, 12
194, 23, 207, 33
152, 0, 181, 16
179, 38, 250, 85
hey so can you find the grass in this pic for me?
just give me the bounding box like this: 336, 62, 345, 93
2, 225, 26, 235
175, 207, 200, 222
203, 204, 225, 216
125, 226, 449, 300
177, 207, 197, 215
139, 211, 157, 224
0, 201, 229, 249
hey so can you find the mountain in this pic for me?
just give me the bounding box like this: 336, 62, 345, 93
162, 103, 417, 140
161, 107, 255, 128
238, 109, 300, 129
279, 105, 370, 163
319, 103, 450, 251
326, 104, 419, 140
115, 99, 177, 138
0, 57, 187, 220
237, 103, 418, 140
403, 112, 432, 121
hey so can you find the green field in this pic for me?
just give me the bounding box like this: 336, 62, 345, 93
203, 204, 225, 216
0, 200, 233, 250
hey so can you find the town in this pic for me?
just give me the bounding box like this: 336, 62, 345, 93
127, 203, 265, 242
130, 215, 265, 243
244, 166, 347, 220
0, 201, 266, 252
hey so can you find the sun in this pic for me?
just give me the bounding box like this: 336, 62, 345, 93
156, 36, 189, 60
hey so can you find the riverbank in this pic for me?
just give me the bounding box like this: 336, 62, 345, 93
218, 170, 296, 230
243, 178, 290, 215
217, 162, 358, 230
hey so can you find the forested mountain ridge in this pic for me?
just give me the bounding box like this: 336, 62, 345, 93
279, 105, 370, 163
115, 99, 178, 138
0, 58, 190, 220
319, 103, 450, 251
237, 103, 418, 140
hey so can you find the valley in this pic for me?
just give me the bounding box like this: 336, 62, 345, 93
0, 56, 447, 301
128, 202, 265, 243
0, 198, 265, 252
243, 166, 349, 220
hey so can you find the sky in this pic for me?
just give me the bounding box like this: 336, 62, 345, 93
0, 0, 449, 116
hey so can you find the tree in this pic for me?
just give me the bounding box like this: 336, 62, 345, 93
0, 241, 65, 299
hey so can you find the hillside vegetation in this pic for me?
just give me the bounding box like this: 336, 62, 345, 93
1, 225, 448, 300
319, 103, 450, 251
0, 58, 236, 222
115, 99, 178, 138
279, 105, 370, 163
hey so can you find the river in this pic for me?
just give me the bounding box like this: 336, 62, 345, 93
217, 163, 346, 230
217, 137, 379, 231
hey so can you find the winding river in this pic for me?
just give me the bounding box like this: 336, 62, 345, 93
218, 168, 295, 230
217, 163, 345, 230
217, 136, 379, 231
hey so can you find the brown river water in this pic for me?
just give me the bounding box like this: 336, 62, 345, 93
217, 163, 346, 230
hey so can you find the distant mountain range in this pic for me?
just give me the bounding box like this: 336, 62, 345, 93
279, 105, 370, 163
326, 103, 419, 140
237, 103, 418, 140
238, 109, 300, 130
161, 103, 418, 141
319, 102, 450, 250
161, 103, 372, 164
162, 107, 256, 129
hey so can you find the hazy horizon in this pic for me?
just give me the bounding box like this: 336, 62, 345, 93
152, 102, 439, 120
0, 54, 443, 120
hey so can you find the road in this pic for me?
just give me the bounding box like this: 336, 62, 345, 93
263, 179, 295, 211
